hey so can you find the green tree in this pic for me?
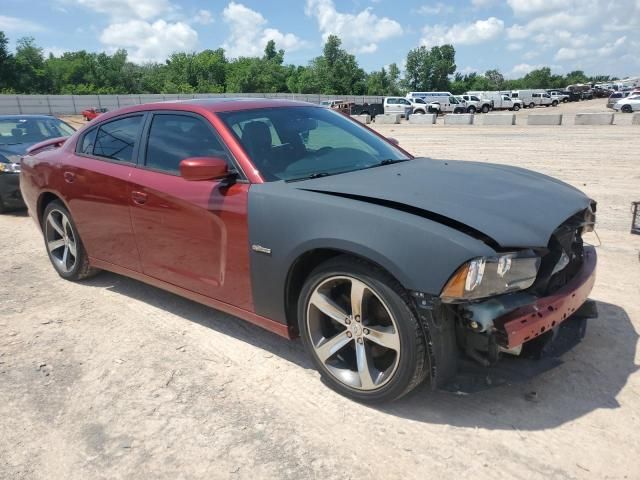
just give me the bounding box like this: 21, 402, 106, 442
484, 69, 504, 90
0, 31, 15, 91
14, 37, 49, 93
403, 44, 456, 91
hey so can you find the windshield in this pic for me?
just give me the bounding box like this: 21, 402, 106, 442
219, 106, 409, 182
0, 117, 74, 145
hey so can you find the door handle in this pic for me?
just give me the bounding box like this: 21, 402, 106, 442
63, 171, 75, 183
131, 190, 148, 205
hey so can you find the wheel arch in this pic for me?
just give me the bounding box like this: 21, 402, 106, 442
283, 246, 410, 336
37, 191, 69, 227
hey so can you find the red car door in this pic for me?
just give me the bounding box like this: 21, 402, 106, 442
66, 114, 144, 271
128, 112, 252, 310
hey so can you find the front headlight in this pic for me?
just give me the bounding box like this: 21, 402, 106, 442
440, 250, 541, 302
0, 154, 21, 173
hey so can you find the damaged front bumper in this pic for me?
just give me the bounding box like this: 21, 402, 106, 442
496, 246, 596, 348
463, 245, 597, 353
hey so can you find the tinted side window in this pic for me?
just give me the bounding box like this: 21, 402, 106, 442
94, 116, 143, 163
79, 128, 97, 154
145, 114, 229, 174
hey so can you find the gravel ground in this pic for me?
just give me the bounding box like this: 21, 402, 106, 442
1, 103, 639, 479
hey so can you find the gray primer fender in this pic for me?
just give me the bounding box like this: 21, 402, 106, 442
248, 182, 496, 324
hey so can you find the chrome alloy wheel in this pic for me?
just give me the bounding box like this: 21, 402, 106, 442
306, 276, 401, 391
45, 209, 78, 274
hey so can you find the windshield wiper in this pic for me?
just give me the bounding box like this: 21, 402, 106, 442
287, 172, 333, 182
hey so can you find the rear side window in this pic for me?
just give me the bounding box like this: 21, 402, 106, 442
145, 114, 230, 174
79, 128, 97, 154
93, 116, 143, 163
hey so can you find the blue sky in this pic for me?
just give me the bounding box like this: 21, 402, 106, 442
1, 0, 638, 78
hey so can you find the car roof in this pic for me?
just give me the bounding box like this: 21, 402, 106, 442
83, 98, 317, 123
0, 115, 58, 120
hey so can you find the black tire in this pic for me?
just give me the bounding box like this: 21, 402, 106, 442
467, 106, 476, 114
552, 100, 558, 107
481, 104, 490, 113
42, 200, 99, 281
513, 104, 521, 111
622, 105, 632, 113
298, 256, 430, 403
563, 98, 569, 103
529, 102, 535, 109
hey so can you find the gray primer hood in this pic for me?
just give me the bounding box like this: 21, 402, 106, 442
294, 157, 591, 248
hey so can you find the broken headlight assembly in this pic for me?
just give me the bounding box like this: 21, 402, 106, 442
440, 250, 541, 302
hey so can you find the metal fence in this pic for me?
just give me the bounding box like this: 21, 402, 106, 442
0, 93, 385, 115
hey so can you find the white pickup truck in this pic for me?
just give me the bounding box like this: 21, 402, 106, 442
460, 94, 493, 114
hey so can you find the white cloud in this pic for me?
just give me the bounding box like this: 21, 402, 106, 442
506, 42, 523, 51
73, 0, 173, 20
421, 17, 504, 46
471, 0, 497, 7
0, 15, 45, 32
43, 46, 67, 57
416, 3, 453, 15
510, 63, 543, 76
222, 2, 305, 58
507, 0, 567, 16
305, 0, 403, 54
100, 19, 197, 63
193, 9, 213, 25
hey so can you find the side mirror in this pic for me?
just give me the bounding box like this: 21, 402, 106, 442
179, 157, 229, 181
387, 137, 400, 145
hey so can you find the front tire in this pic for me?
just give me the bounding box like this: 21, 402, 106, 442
481, 104, 490, 114
298, 256, 429, 403
467, 106, 476, 114
513, 104, 521, 111
552, 100, 559, 107
622, 105, 632, 113
42, 201, 99, 281
529, 102, 535, 109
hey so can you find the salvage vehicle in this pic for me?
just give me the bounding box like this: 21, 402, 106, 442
383, 97, 413, 117
460, 94, 492, 114
20, 99, 598, 402
612, 94, 640, 113
405, 92, 466, 114
0, 115, 74, 213
81, 107, 108, 121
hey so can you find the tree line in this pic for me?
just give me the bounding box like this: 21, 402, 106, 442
0, 31, 616, 96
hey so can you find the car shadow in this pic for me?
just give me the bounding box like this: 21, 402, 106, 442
2, 208, 28, 217
81, 271, 638, 431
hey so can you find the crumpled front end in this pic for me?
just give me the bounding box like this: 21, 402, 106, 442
450, 207, 598, 366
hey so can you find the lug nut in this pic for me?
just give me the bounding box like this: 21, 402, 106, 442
363, 328, 370, 335
355, 315, 361, 323
345, 318, 351, 325
357, 338, 363, 344
346, 331, 352, 338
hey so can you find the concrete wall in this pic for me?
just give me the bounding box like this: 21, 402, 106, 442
527, 114, 563, 125
482, 114, 515, 125
375, 114, 400, 124
351, 114, 371, 124
408, 114, 436, 124
444, 114, 474, 125
0, 93, 386, 115
575, 113, 614, 125
632, 113, 640, 125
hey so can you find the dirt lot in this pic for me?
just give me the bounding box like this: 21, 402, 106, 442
1, 104, 640, 479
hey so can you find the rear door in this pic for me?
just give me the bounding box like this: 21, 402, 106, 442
128, 111, 252, 309
67, 114, 145, 271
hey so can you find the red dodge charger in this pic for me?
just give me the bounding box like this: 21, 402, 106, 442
20, 99, 597, 402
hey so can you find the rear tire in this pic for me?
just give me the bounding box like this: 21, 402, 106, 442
481, 104, 490, 114
529, 102, 535, 109
298, 256, 429, 403
467, 106, 476, 114
42, 201, 99, 281
513, 104, 521, 111
552, 100, 559, 107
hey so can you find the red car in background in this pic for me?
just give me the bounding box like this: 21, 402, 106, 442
19, 99, 597, 402
81, 107, 108, 121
